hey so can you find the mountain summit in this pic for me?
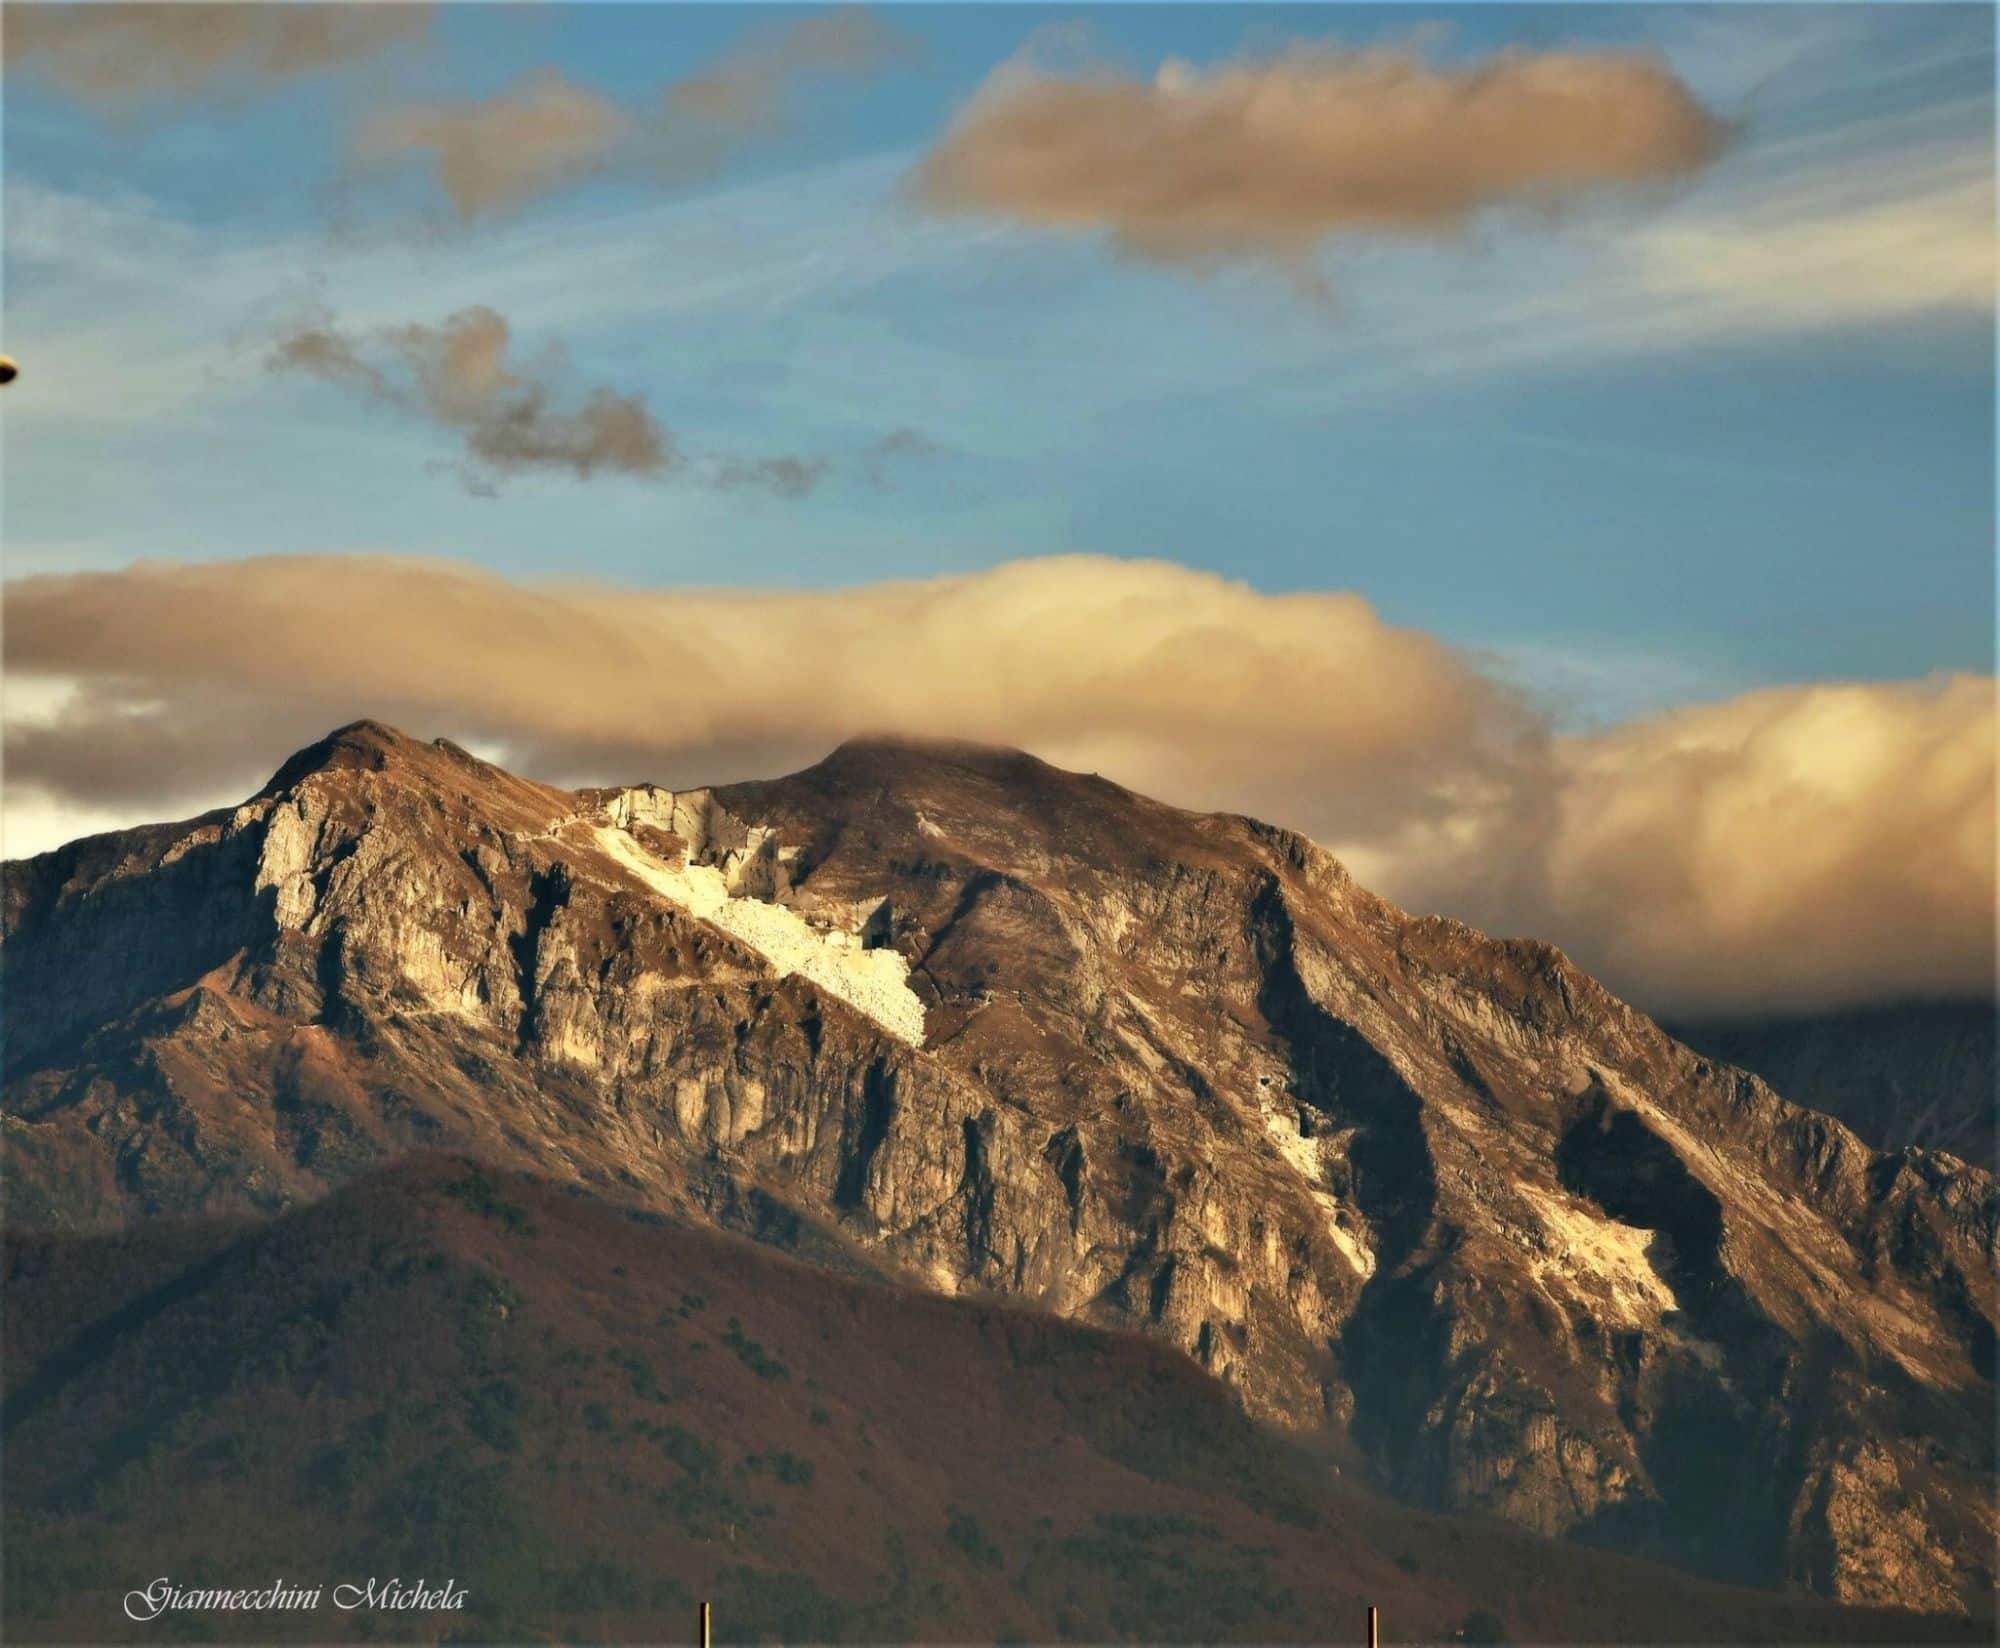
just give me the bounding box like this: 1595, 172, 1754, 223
5, 725, 1993, 1611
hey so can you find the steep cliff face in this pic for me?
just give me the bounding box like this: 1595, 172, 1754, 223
4, 722, 1993, 1609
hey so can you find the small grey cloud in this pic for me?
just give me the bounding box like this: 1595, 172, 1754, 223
711, 454, 831, 500
862, 428, 939, 488
269, 305, 674, 490
268, 305, 862, 500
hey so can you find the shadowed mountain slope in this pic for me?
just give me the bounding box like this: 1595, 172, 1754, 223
1669, 1000, 1994, 1169
4, 1156, 1986, 1645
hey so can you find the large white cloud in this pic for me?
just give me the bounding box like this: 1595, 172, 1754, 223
1436, 677, 1996, 1013
4, 554, 1990, 1015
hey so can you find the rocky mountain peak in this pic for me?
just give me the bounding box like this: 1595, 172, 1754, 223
256, 718, 566, 816
261, 716, 429, 779
747, 734, 1140, 827
819, 731, 1052, 772
3, 723, 1993, 1612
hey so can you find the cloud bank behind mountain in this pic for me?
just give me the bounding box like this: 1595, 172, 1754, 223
4, 554, 1989, 1015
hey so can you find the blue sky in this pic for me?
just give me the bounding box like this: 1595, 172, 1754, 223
4, 3, 1993, 730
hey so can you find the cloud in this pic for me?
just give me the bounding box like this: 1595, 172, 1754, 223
353, 72, 627, 221
266, 305, 912, 497
268, 306, 674, 488
2, 2, 429, 106
862, 428, 938, 487
1375, 676, 1996, 1016
1626, 171, 1995, 332
665, 7, 915, 135
354, 8, 912, 221
914, 40, 1727, 273
1523, 678, 1996, 1014
5, 554, 1990, 1016
710, 455, 829, 500
0, 555, 1532, 838
1277, 127, 1997, 396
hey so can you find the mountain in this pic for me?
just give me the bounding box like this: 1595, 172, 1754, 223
18, 1154, 1986, 1646
1668, 1002, 1994, 1170
4, 721, 1994, 1624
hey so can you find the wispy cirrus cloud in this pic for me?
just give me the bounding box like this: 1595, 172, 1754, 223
1235, 116, 1996, 407
5, 554, 1991, 1015
0, 151, 984, 433
1624, 165, 1994, 333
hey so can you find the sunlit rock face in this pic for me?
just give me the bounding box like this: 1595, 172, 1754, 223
4, 720, 1993, 1608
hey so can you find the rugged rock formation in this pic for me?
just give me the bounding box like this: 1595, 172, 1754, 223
4, 721, 1994, 1610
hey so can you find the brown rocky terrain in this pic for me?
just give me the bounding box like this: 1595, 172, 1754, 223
4, 721, 1994, 1621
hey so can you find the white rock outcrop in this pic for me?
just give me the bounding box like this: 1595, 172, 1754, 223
588, 822, 927, 1047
